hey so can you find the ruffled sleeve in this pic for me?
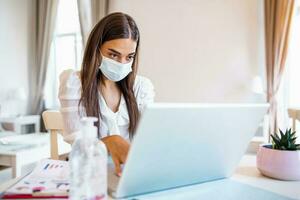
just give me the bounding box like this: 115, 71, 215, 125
58, 69, 81, 101
58, 69, 85, 144
134, 76, 155, 112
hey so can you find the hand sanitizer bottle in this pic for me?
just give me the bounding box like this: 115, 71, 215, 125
69, 117, 107, 200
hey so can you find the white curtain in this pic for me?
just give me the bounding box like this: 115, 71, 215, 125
77, 0, 108, 47
29, 0, 59, 115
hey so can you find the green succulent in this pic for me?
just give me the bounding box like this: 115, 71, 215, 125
270, 128, 300, 151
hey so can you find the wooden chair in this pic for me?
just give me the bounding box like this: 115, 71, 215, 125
42, 110, 65, 160
288, 108, 300, 132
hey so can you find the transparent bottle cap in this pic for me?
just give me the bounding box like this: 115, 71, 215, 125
80, 117, 98, 138
81, 117, 98, 126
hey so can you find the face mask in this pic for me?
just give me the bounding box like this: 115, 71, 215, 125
99, 55, 133, 82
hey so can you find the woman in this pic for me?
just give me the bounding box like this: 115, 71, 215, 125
58, 12, 154, 176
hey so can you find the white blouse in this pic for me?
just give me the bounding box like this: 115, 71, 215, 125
58, 69, 155, 144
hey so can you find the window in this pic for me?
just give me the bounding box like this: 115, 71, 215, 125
287, 1, 300, 107
44, 0, 82, 109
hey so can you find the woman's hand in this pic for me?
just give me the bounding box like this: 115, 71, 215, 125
101, 135, 130, 176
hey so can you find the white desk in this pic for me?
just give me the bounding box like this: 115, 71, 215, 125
0, 155, 299, 199
0, 133, 71, 178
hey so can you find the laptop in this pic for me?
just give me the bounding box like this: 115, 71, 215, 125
108, 103, 269, 199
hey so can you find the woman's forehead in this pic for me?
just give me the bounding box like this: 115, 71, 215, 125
101, 38, 137, 54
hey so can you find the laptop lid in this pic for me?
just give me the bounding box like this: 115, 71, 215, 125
113, 103, 269, 198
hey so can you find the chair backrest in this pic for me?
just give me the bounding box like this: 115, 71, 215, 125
288, 108, 300, 132
42, 110, 64, 160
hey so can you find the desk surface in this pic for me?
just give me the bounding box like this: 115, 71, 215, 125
0, 133, 70, 155
1, 154, 299, 200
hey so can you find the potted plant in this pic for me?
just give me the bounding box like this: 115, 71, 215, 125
257, 128, 300, 180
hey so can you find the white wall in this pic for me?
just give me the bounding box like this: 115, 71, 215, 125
0, 0, 266, 115
0, 0, 35, 115
109, 0, 265, 103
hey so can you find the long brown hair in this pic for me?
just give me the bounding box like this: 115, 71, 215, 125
79, 12, 140, 139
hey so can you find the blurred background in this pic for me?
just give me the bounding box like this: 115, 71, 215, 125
0, 0, 265, 112
0, 0, 300, 115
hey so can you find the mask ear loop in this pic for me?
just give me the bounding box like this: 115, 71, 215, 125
100, 51, 104, 58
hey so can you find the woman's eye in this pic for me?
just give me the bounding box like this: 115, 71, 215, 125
127, 55, 134, 61
109, 53, 118, 58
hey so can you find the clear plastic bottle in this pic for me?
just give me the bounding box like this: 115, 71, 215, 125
69, 117, 107, 200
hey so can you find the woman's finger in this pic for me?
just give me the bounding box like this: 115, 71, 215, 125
112, 154, 122, 176
120, 150, 128, 164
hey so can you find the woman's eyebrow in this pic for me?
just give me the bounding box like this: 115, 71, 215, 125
108, 48, 121, 55
108, 48, 135, 56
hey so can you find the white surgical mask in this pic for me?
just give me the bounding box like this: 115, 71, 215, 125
99, 55, 133, 82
